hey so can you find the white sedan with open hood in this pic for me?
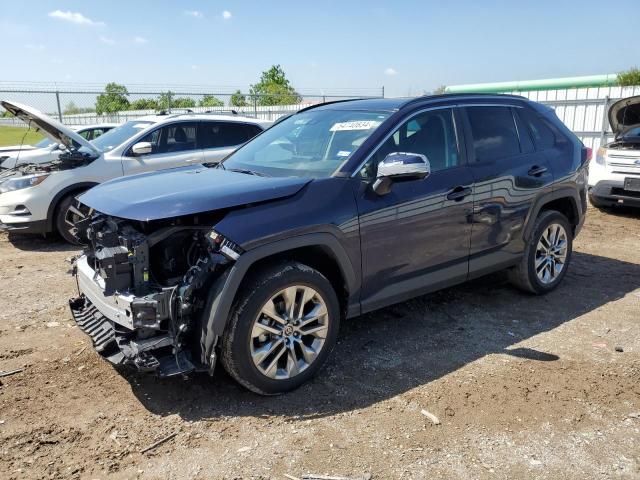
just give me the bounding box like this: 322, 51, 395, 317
589, 95, 640, 208
0, 100, 270, 242
0, 123, 119, 170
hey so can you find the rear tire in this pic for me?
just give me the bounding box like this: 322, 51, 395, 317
54, 193, 86, 245
508, 210, 573, 295
221, 261, 340, 395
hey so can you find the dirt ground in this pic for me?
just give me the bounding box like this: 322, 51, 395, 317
0, 205, 638, 480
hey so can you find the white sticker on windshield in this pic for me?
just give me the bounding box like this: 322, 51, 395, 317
133, 123, 149, 129
330, 120, 380, 132
336, 150, 351, 157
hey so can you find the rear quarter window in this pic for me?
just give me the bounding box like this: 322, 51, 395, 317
518, 107, 557, 151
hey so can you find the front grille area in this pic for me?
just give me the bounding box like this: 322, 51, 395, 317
69, 296, 118, 355
69, 294, 200, 377
611, 187, 640, 199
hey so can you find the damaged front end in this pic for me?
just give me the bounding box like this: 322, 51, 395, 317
69, 211, 241, 377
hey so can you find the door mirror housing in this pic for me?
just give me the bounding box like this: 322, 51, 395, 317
131, 141, 153, 156
373, 152, 431, 195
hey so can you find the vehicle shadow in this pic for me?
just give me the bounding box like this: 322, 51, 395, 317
590, 204, 640, 220
4, 232, 80, 253
125, 251, 640, 421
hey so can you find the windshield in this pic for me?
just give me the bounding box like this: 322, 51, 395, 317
89, 120, 153, 152
222, 109, 390, 178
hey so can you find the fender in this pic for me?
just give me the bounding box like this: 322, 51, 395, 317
198, 232, 359, 365
522, 187, 581, 241
46, 182, 99, 232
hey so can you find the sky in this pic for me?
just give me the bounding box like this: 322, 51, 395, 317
2, 0, 639, 97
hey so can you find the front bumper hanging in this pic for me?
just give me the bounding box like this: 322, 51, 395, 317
69, 294, 200, 377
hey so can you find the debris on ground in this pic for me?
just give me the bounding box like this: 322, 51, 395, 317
420, 409, 441, 425
139, 432, 178, 454
0, 368, 24, 378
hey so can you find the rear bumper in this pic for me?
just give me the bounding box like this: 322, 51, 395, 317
589, 180, 640, 207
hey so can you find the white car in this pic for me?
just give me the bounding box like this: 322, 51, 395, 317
589, 95, 640, 208
0, 101, 271, 243
0, 124, 119, 168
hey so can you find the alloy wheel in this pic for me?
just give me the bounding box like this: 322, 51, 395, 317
535, 223, 568, 284
250, 285, 329, 380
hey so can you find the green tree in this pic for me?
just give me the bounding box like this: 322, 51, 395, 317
230, 90, 247, 107
250, 65, 301, 106
95, 82, 130, 115
157, 91, 173, 110
171, 97, 196, 108
63, 101, 94, 115
130, 98, 159, 110
617, 67, 640, 87
199, 94, 224, 108
156, 91, 196, 110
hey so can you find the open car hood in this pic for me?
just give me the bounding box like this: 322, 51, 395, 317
609, 95, 640, 138
0, 100, 99, 154
78, 166, 311, 222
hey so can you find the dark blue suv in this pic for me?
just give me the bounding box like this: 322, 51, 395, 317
70, 94, 589, 394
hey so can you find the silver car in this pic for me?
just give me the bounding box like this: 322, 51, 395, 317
0, 101, 271, 243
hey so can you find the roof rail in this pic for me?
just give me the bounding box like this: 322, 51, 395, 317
156, 109, 258, 119
400, 92, 528, 109
296, 98, 365, 114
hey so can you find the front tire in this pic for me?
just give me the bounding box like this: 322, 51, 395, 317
509, 210, 573, 294
54, 193, 87, 245
221, 261, 340, 395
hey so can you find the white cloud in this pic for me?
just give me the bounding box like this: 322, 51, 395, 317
191, 65, 199, 70
185, 10, 203, 18
99, 36, 116, 46
384, 67, 398, 76
133, 36, 149, 44
222, 10, 232, 20
48, 10, 105, 27
25, 44, 45, 51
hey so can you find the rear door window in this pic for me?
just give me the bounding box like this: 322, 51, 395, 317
199, 122, 260, 149
466, 106, 521, 162
137, 122, 198, 154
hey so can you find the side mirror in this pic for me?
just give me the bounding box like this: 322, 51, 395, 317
373, 152, 430, 195
131, 141, 153, 156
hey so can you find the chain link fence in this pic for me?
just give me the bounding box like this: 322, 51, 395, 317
0, 85, 385, 127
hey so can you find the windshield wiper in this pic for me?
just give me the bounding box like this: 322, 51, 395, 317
226, 167, 270, 177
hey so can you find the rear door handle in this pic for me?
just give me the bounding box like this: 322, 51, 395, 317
447, 186, 472, 201
528, 165, 548, 177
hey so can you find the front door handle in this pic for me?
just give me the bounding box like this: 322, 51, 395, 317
528, 165, 548, 177
447, 186, 472, 201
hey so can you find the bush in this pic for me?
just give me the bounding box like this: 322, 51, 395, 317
617, 67, 640, 87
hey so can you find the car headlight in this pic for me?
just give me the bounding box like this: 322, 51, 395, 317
595, 147, 606, 166
0, 174, 49, 194
208, 230, 243, 260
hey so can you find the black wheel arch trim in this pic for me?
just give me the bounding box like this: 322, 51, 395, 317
46, 182, 99, 232
198, 232, 359, 365
523, 188, 582, 241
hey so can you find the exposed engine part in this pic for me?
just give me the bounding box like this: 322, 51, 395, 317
70, 211, 243, 377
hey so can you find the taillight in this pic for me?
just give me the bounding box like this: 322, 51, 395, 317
584, 147, 593, 163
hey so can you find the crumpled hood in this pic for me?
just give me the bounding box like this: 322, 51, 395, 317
609, 95, 640, 138
78, 165, 312, 221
